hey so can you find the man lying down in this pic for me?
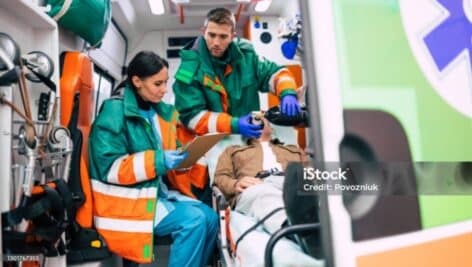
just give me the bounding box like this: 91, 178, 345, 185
214, 116, 307, 235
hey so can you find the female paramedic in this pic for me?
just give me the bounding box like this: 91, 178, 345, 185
88, 51, 218, 266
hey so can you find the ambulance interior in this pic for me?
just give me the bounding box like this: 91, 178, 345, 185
1, 0, 471, 267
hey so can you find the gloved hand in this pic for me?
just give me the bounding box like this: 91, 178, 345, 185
281, 94, 301, 116
164, 150, 188, 170
237, 114, 263, 138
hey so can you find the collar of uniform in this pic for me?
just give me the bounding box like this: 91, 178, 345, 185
123, 84, 173, 120
196, 36, 243, 73
229, 37, 244, 64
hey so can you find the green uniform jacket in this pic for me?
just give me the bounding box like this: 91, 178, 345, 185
89, 85, 175, 184
173, 36, 296, 134
88, 85, 179, 263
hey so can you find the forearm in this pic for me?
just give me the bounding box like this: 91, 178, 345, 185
174, 81, 238, 135
89, 126, 166, 185
214, 174, 238, 198
95, 149, 166, 185
187, 110, 238, 135
214, 148, 239, 198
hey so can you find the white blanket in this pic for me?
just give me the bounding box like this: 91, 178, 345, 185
229, 211, 324, 267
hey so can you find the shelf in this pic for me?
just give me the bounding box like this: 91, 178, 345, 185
0, 0, 57, 30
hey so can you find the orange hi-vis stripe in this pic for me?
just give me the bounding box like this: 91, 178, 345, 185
176, 122, 196, 144
224, 64, 233, 77
167, 170, 195, 198
191, 111, 211, 135
189, 160, 208, 189
203, 75, 229, 112
91, 180, 156, 220
158, 111, 177, 150
269, 68, 297, 96
214, 77, 229, 112
91, 180, 156, 263
216, 112, 232, 133
166, 158, 208, 199
157, 109, 210, 198
98, 229, 152, 263
190, 111, 232, 135
93, 191, 155, 221
106, 150, 156, 185
158, 110, 201, 198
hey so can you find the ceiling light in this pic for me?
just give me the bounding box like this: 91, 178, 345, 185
255, 0, 272, 12
149, 0, 165, 15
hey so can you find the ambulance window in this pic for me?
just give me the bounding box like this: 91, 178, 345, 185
93, 65, 115, 118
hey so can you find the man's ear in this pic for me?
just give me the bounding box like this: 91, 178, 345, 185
200, 26, 206, 35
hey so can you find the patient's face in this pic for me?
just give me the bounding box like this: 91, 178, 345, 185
261, 117, 273, 137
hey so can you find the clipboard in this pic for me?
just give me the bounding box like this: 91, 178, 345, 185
177, 133, 228, 169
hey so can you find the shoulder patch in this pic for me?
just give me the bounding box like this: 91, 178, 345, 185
175, 50, 200, 85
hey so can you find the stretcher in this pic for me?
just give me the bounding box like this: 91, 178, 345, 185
207, 132, 323, 267
219, 208, 323, 267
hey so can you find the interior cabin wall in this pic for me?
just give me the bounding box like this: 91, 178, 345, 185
59, 24, 126, 82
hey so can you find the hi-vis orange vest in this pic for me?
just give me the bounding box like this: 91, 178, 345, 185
88, 85, 207, 263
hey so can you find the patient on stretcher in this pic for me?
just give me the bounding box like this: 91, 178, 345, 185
214, 117, 307, 234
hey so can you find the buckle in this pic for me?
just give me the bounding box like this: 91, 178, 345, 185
255, 168, 285, 179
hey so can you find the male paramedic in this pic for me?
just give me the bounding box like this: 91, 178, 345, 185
214, 117, 306, 233
173, 7, 301, 139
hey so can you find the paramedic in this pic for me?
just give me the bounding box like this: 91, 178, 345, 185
88, 51, 218, 266
214, 117, 306, 233
173, 7, 301, 139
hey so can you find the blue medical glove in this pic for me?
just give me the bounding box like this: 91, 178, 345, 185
164, 150, 188, 170
237, 114, 263, 138
281, 94, 301, 116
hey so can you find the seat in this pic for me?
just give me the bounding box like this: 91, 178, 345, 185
60, 51, 111, 264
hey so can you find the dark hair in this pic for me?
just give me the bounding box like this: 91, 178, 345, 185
205, 8, 235, 29
126, 51, 168, 89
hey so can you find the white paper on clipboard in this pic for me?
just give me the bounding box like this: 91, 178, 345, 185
177, 133, 228, 169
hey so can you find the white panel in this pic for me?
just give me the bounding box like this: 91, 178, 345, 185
129, 31, 166, 62
249, 16, 300, 65
308, 0, 351, 266
58, 27, 85, 52
0, 86, 13, 214
281, 0, 300, 19
89, 23, 126, 81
